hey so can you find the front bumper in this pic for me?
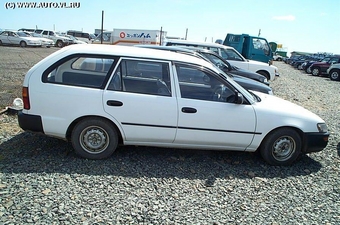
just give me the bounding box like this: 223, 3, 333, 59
18, 111, 44, 133
303, 132, 329, 153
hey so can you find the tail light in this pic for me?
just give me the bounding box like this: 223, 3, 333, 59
22, 87, 30, 110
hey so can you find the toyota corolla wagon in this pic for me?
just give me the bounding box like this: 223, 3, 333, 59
18, 45, 329, 165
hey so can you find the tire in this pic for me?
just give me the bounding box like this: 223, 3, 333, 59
20, 41, 27, 47
305, 67, 311, 74
311, 67, 320, 76
329, 69, 340, 81
56, 40, 64, 48
257, 71, 270, 80
260, 128, 301, 166
71, 117, 118, 159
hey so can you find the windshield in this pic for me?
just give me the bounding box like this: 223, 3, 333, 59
200, 52, 231, 71
17, 32, 30, 37
220, 48, 245, 61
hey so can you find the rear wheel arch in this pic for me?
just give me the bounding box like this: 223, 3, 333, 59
66, 115, 123, 144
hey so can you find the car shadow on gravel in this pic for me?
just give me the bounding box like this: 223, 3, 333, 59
0, 132, 322, 182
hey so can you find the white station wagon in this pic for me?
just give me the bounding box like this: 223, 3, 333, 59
18, 44, 329, 165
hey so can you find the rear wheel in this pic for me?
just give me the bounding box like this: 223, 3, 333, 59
20, 41, 27, 47
260, 128, 301, 166
329, 69, 340, 81
71, 117, 118, 159
311, 67, 320, 76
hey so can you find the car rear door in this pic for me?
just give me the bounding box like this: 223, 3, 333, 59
103, 58, 178, 143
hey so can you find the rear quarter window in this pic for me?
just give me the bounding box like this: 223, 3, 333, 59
42, 55, 116, 88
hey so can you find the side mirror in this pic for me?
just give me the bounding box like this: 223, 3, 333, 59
235, 92, 244, 104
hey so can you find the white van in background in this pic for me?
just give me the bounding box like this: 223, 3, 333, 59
164, 39, 279, 81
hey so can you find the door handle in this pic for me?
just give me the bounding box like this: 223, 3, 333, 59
107, 100, 123, 106
181, 107, 197, 113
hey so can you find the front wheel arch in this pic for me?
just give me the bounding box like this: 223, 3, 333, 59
256, 70, 270, 80
259, 127, 303, 166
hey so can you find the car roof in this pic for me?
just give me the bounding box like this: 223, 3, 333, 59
52, 44, 219, 70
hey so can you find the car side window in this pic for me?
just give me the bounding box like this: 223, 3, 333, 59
107, 59, 171, 96
175, 63, 235, 102
43, 56, 115, 88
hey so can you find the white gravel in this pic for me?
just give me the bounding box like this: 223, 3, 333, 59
0, 50, 340, 224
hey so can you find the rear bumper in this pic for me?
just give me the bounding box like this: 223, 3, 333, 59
303, 132, 329, 153
18, 111, 44, 133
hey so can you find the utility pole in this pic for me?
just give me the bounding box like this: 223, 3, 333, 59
258, 29, 261, 37
101, 10, 104, 44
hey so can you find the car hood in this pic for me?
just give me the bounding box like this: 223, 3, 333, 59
248, 59, 270, 66
232, 75, 272, 94
22, 37, 41, 42
252, 92, 325, 130
36, 37, 53, 42
312, 62, 328, 66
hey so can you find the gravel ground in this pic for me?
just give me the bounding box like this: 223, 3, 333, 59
0, 47, 340, 224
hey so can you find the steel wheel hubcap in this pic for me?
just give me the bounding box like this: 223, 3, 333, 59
331, 72, 339, 80
272, 136, 296, 161
80, 126, 109, 154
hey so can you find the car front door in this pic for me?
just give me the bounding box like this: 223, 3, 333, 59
103, 58, 178, 143
7, 32, 20, 45
173, 63, 256, 150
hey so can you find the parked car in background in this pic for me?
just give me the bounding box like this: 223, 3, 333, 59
327, 63, 340, 81
63, 35, 87, 44
188, 48, 270, 85
273, 54, 283, 61
309, 55, 340, 76
164, 39, 279, 81
66, 30, 95, 43
0, 30, 41, 47
33, 29, 72, 47
135, 45, 273, 95
18, 44, 329, 166
21, 31, 54, 47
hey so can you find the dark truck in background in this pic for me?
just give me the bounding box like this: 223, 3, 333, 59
217, 33, 274, 65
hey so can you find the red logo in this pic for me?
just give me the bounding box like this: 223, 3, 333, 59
119, 32, 126, 38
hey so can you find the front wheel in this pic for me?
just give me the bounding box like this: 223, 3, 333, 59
260, 128, 301, 166
311, 67, 320, 76
20, 41, 27, 47
56, 40, 64, 48
71, 117, 118, 159
329, 69, 340, 81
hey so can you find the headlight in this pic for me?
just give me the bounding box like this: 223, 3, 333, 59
317, 123, 328, 133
